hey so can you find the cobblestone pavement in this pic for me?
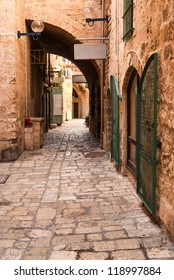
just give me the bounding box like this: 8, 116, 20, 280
0, 119, 174, 260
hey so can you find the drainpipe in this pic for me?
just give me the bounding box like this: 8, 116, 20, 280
116, 0, 120, 83
100, 0, 105, 148
48, 53, 51, 128
24, 1, 28, 118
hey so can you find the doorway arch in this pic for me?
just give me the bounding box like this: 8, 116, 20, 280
122, 66, 140, 181
127, 70, 139, 176
121, 50, 143, 180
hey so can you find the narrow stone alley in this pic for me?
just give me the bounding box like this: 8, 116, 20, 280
0, 119, 174, 260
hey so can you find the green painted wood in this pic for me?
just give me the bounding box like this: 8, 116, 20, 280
137, 53, 158, 214
110, 75, 121, 166
123, 0, 133, 41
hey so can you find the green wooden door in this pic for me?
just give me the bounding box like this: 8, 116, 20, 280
137, 53, 158, 214
110, 75, 121, 166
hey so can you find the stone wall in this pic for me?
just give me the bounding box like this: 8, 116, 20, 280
0, 0, 27, 161
104, 0, 174, 237
73, 83, 89, 119
0, 0, 102, 160
25, 0, 102, 40
0, 0, 173, 238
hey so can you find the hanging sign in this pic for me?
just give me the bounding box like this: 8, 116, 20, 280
72, 75, 87, 83
74, 44, 106, 60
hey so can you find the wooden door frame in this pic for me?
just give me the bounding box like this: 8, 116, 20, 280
73, 102, 79, 118
127, 70, 139, 176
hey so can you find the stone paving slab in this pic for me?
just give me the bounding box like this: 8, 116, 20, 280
0, 119, 174, 260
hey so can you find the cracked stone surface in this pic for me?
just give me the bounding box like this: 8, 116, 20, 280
0, 119, 174, 260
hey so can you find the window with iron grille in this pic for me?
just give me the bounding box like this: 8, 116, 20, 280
123, 0, 133, 41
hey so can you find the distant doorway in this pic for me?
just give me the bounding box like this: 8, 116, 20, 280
127, 70, 139, 176
74, 102, 79, 118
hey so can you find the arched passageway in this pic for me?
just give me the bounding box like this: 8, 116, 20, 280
27, 20, 101, 140
0, 0, 104, 162
72, 84, 89, 119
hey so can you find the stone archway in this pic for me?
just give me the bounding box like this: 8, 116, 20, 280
25, 1, 103, 125
25, 0, 103, 41
27, 21, 98, 125
0, 0, 104, 161
25, 0, 103, 80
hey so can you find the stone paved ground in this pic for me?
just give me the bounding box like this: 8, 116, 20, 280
0, 119, 174, 260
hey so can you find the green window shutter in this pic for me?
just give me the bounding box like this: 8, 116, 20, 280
123, 0, 133, 41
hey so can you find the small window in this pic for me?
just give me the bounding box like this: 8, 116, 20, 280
123, 0, 133, 41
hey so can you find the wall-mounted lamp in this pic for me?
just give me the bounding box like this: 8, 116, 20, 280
17, 20, 44, 40
84, 2, 109, 27
86, 15, 109, 26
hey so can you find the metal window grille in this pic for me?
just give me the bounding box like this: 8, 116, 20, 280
123, 0, 133, 41
30, 50, 46, 65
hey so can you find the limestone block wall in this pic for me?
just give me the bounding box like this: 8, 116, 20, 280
0, 0, 27, 161
102, 0, 113, 151
25, 0, 103, 40
122, 0, 174, 236
104, 0, 174, 237
24, 118, 44, 150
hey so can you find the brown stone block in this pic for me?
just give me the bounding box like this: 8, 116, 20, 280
116, 238, 140, 250
79, 252, 109, 260
104, 230, 127, 240
49, 251, 77, 260
23, 254, 46, 260
93, 241, 117, 252
111, 249, 145, 260
52, 234, 85, 245
0, 240, 15, 248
